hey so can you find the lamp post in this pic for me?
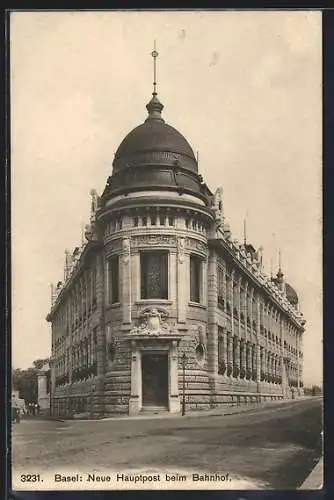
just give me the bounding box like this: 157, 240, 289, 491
182, 352, 186, 416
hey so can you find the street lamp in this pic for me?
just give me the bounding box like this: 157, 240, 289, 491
182, 352, 186, 416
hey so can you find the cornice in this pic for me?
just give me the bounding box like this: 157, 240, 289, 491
46, 239, 103, 321
208, 237, 305, 331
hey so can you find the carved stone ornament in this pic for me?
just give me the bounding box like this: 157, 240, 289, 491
84, 223, 98, 241
123, 237, 131, 265
131, 234, 176, 248
186, 237, 207, 255
178, 237, 185, 263
90, 189, 100, 223
213, 187, 224, 223
129, 308, 176, 337
198, 326, 207, 347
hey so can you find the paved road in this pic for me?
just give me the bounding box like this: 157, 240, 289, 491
11, 398, 322, 490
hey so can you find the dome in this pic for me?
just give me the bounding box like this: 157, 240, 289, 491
285, 282, 298, 305
103, 93, 204, 201
114, 120, 197, 172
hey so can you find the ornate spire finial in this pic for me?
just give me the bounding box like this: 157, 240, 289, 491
146, 41, 164, 122
243, 218, 247, 246
277, 249, 284, 279
151, 40, 159, 96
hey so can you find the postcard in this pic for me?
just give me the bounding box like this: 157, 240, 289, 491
10, 9, 323, 492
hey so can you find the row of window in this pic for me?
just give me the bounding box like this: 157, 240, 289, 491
217, 265, 300, 337
107, 251, 203, 304
53, 265, 97, 341
133, 215, 175, 227
105, 214, 208, 233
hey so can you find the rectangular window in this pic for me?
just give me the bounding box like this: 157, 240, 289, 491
217, 265, 225, 309
190, 254, 201, 303
140, 251, 168, 299
108, 256, 119, 304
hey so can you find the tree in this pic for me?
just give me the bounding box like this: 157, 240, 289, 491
32, 358, 50, 370
12, 368, 38, 404
12, 357, 51, 404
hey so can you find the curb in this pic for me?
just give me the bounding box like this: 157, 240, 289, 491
72, 399, 305, 423
28, 397, 318, 424
299, 457, 323, 490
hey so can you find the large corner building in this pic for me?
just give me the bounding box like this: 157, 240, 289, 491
47, 52, 305, 418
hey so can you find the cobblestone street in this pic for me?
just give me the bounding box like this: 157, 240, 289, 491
11, 397, 322, 490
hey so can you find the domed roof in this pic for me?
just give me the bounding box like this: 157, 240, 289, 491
114, 119, 197, 170
112, 94, 197, 173
103, 93, 204, 202
286, 282, 298, 305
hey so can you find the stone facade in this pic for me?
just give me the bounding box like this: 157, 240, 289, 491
46, 82, 305, 418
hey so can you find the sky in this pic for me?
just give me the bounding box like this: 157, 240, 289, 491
10, 11, 322, 386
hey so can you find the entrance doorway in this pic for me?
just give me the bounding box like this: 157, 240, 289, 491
142, 353, 168, 408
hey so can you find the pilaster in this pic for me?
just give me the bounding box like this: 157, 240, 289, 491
129, 341, 141, 415
121, 237, 131, 325
177, 237, 187, 323
169, 340, 180, 413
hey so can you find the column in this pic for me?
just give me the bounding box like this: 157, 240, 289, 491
169, 251, 177, 305
249, 287, 254, 332
81, 276, 85, 319
207, 252, 218, 375
252, 344, 256, 379
233, 336, 240, 377
131, 252, 140, 303
129, 341, 141, 416
227, 333, 233, 376
38, 369, 48, 411
259, 346, 263, 379
296, 331, 300, 393
169, 341, 180, 413
231, 270, 235, 333
262, 347, 267, 381
218, 329, 224, 368
91, 332, 95, 367
246, 342, 252, 378
177, 237, 187, 323
240, 339, 246, 378
122, 237, 131, 325
256, 296, 261, 386
244, 282, 248, 328
237, 277, 242, 336
268, 352, 272, 382
222, 264, 227, 311
202, 258, 208, 308
226, 269, 231, 314
223, 330, 228, 367
274, 355, 278, 382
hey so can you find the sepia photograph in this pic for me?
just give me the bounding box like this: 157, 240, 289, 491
10, 10, 323, 491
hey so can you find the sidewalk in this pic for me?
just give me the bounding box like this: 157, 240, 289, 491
27, 396, 315, 423
299, 457, 323, 490
95, 398, 305, 422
